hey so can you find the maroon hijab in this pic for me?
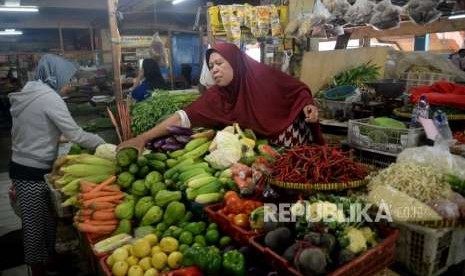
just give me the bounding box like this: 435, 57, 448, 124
184, 42, 323, 143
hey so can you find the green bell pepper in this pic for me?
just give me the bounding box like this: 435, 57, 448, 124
206, 247, 222, 275
222, 250, 245, 276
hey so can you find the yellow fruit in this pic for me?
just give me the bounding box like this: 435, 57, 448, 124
112, 248, 129, 262
167, 251, 183, 269
106, 255, 115, 267
159, 237, 178, 253
133, 239, 151, 258
112, 261, 129, 276
144, 268, 159, 276
127, 256, 140, 266
151, 252, 167, 270
128, 265, 144, 276
151, 246, 161, 256
139, 257, 152, 271
144, 234, 158, 246
122, 244, 133, 252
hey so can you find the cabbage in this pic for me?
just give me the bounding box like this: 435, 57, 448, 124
204, 131, 242, 169
95, 143, 117, 161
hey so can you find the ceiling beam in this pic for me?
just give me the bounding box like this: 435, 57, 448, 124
349, 17, 465, 39
21, 0, 107, 10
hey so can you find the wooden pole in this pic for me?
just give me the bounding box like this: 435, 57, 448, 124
107, 0, 123, 102
58, 27, 64, 54
168, 30, 175, 90
206, 2, 214, 47
89, 27, 95, 52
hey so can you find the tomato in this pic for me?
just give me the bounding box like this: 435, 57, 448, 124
224, 191, 239, 202
227, 213, 235, 222
226, 198, 242, 214
233, 214, 249, 229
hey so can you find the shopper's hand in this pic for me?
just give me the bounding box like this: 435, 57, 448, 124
117, 136, 146, 155
303, 104, 319, 123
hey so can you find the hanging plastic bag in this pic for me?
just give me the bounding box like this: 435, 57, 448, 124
343, 0, 375, 25
369, 0, 402, 30
325, 0, 350, 25
310, 0, 333, 37
199, 56, 215, 88
150, 33, 167, 67
405, 0, 442, 26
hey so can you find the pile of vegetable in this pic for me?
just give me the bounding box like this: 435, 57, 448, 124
73, 176, 124, 240
217, 191, 263, 231
271, 145, 369, 184
131, 91, 199, 135
48, 153, 117, 206
260, 195, 379, 275
146, 127, 213, 152
330, 62, 380, 88
454, 130, 465, 144
368, 162, 465, 222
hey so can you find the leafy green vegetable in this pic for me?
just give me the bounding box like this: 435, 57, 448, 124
331, 62, 380, 88
131, 91, 199, 135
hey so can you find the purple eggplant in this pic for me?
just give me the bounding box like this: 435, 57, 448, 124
152, 138, 166, 149
174, 135, 192, 144
161, 142, 183, 152
164, 136, 178, 145
166, 125, 193, 136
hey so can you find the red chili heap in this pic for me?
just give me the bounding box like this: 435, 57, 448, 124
271, 145, 368, 184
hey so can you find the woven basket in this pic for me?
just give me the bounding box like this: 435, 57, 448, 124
267, 177, 369, 192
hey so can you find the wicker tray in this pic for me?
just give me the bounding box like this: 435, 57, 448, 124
393, 108, 465, 121
267, 177, 369, 191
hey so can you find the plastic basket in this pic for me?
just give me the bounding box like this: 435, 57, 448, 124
315, 98, 353, 121
347, 117, 424, 156
394, 222, 456, 276
249, 227, 399, 276
400, 72, 454, 93
204, 203, 260, 245
351, 148, 396, 169
45, 174, 73, 218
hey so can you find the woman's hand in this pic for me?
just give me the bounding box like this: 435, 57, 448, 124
117, 135, 146, 155
303, 104, 319, 123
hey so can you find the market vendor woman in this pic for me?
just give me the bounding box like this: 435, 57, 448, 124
119, 42, 324, 153
8, 54, 105, 276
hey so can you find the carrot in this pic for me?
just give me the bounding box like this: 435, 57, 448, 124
102, 185, 120, 192
84, 219, 119, 226
83, 194, 124, 206
79, 209, 94, 216
80, 180, 97, 193
80, 191, 122, 201
92, 210, 116, 221
82, 200, 116, 210
78, 223, 117, 234
89, 176, 116, 194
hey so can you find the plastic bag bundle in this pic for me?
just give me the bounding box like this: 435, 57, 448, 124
329, 0, 351, 25
344, 0, 375, 25
150, 33, 167, 67
405, 0, 442, 25
369, 0, 402, 30
310, 0, 332, 37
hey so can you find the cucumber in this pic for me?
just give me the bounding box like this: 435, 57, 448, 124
145, 152, 168, 161
178, 141, 211, 161
179, 168, 209, 182
184, 137, 209, 152
177, 162, 210, 173
148, 159, 166, 171
163, 158, 195, 179
166, 159, 178, 168
187, 176, 218, 189
168, 149, 186, 159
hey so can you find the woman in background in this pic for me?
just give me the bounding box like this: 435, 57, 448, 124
130, 58, 167, 101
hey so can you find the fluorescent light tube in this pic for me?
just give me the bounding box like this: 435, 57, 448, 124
0, 5, 38, 12
449, 14, 465, 20
172, 0, 187, 5
0, 30, 23, 35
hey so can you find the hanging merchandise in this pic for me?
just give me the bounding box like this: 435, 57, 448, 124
256, 6, 272, 37
309, 0, 333, 37
325, 0, 350, 26
405, 0, 442, 26
150, 33, 167, 67
270, 5, 282, 37
343, 0, 375, 25
369, 0, 402, 30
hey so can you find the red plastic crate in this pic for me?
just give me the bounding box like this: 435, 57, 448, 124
204, 203, 260, 245
249, 227, 400, 276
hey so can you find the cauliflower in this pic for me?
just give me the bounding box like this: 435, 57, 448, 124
345, 227, 367, 254
204, 131, 242, 169
95, 143, 117, 161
